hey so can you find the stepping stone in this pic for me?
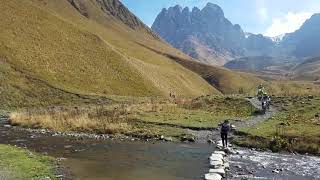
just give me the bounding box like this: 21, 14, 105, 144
224, 162, 230, 169
209, 168, 225, 175
210, 160, 223, 168
213, 151, 226, 156
210, 154, 223, 161
204, 173, 222, 180
216, 140, 223, 147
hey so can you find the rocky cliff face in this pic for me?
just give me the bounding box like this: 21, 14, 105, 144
152, 3, 248, 65
153, 3, 320, 66
68, 0, 158, 37
281, 13, 320, 58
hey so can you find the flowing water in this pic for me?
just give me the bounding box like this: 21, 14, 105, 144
0, 119, 212, 180
0, 116, 319, 180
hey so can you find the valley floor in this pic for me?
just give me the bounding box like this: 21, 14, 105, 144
5, 95, 320, 154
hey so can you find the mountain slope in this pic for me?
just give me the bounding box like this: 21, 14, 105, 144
281, 14, 320, 58
293, 57, 320, 81
0, 0, 217, 103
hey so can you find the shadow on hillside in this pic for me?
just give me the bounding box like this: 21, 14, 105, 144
135, 42, 222, 92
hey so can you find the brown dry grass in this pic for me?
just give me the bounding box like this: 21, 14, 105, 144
10, 107, 131, 134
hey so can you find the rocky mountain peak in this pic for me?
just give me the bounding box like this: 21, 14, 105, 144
202, 2, 224, 17
192, 7, 201, 13
152, 3, 246, 65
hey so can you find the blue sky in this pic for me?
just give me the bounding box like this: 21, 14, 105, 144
121, 0, 320, 37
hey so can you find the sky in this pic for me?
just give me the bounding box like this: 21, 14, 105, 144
121, 0, 320, 37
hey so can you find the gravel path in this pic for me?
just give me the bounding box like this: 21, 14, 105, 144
188, 97, 278, 143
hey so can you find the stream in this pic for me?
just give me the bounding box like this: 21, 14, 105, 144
0, 116, 319, 179
0, 118, 212, 180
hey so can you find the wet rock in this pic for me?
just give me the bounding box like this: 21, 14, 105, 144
64, 145, 72, 149
207, 139, 214, 144
213, 151, 226, 156
210, 153, 224, 161
225, 148, 237, 155
216, 140, 223, 148
272, 169, 280, 174
210, 160, 223, 168
57, 158, 67, 161
205, 173, 222, 180
181, 136, 195, 142
209, 168, 225, 176
164, 137, 173, 142
224, 162, 230, 169
3, 124, 11, 128
160, 135, 165, 140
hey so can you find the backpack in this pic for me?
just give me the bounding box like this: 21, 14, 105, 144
221, 123, 230, 133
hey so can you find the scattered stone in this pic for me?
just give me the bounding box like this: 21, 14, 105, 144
204, 173, 222, 180
272, 169, 280, 174
27, 152, 34, 157
160, 135, 165, 140
3, 124, 11, 128
207, 139, 214, 144
57, 158, 67, 161
64, 145, 72, 149
164, 137, 173, 142
181, 136, 195, 142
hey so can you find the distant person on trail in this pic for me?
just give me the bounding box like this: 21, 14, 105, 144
220, 120, 231, 148
257, 84, 265, 101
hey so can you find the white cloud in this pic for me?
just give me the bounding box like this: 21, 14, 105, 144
258, 8, 268, 22
265, 12, 313, 37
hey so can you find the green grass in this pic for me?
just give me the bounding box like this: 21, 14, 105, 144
0, 145, 56, 180
236, 96, 320, 154
9, 96, 254, 140
130, 96, 256, 129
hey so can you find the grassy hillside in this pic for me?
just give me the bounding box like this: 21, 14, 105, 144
167, 56, 266, 95
0, 58, 110, 110
0, 0, 216, 108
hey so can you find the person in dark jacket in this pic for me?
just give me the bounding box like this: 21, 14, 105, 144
220, 120, 231, 148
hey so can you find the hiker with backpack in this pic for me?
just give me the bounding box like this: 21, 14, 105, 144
220, 120, 231, 148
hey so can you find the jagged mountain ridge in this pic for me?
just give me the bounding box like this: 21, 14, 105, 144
152, 3, 248, 65
152, 3, 275, 65
152, 3, 320, 66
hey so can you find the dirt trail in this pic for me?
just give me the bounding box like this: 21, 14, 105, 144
188, 97, 278, 143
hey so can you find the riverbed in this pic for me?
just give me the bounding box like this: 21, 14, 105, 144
0, 117, 319, 180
